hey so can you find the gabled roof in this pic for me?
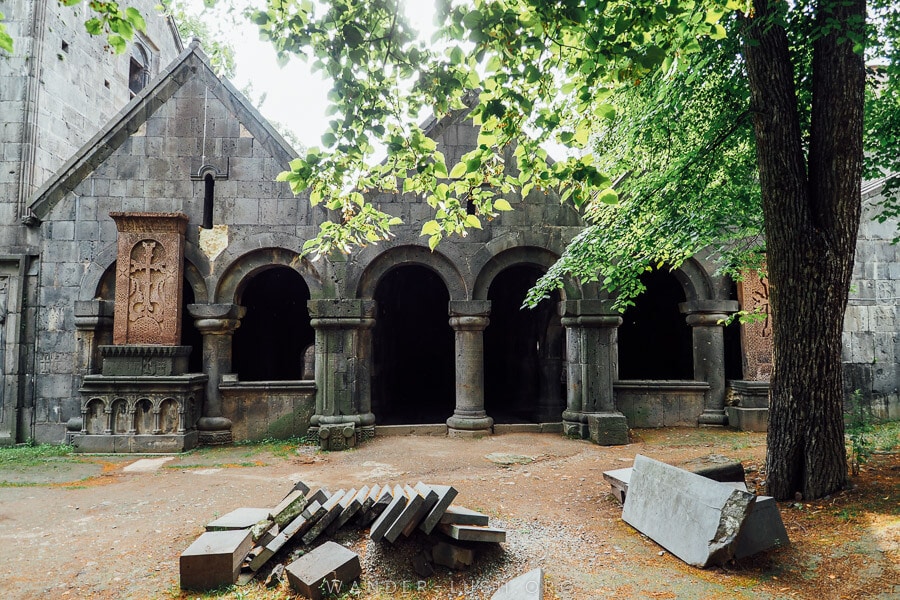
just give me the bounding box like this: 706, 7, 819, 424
28, 40, 299, 222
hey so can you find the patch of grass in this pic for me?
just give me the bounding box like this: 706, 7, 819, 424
0, 443, 74, 466
866, 420, 900, 453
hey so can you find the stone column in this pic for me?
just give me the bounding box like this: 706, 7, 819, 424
560, 300, 629, 445
74, 300, 114, 375
308, 299, 377, 439
446, 301, 493, 437
188, 303, 245, 444
679, 299, 739, 425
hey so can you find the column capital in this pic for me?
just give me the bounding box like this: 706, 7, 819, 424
679, 299, 739, 316
194, 318, 242, 334
449, 315, 489, 331
448, 300, 491, 318
74, 300, 114, 330
308, 298, 377, 319
558, 299, 618, 318
187, 303, 246, 321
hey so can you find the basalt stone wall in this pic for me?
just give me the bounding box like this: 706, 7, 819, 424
842, 185, 900, 420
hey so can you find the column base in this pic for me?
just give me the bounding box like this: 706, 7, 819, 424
698, 409, 728, 426
446, 413, 493, 436
197, 416, 233, 445
563, 412, 629, 446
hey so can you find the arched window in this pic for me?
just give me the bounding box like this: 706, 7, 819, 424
202, 174, 214, 229
129, 43, 150, 96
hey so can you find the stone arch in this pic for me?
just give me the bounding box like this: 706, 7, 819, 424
134, 398, 154, 434
159, 398, 179, 434
670, 257, 714, 302
84, 398, 107, 434
353, 244, 467, 301
472, 245, 581, 301
78, 241, 209, 303
214, 246, 323, 304
111, 398, 129, 434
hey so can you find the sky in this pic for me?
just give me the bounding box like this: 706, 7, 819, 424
185, 0, 436, 149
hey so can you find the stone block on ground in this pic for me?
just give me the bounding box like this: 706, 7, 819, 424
333, 485, 369, 532
622, 454, 756, 567
412, 551, 435, 577
326, 487, 357, 535
439, 505, 490, 527
364, 485, 395, 528
319, 423, 357, 451
491, 568, 544, 600
180, 529, 253, 590
354, 484, 381, 525
432, 540, 474, 570
206, 508, 271, 531
271, 489, 310, 528
302, 490, 347, 545
438, 523, 506, 543
369, 485, 408, 542
385, 485, 423, 543
733, 496, 790, 559
682, 454, 746, 484
419, 484, 459, 535
587, 412, 630, 446
285, 541, 361, 600
248, 501, 322, 572
602, 468, 632, 504
287, 480, 311, 497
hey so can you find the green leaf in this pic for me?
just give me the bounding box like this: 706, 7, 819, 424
494, 199, 513, 211
84, 18, 103, 36
125, 7, 146, 33
465, 155, 482, 172
107, 34, 127, 54
421, 220, 441, 236
449, 162, 468, 179
428, 234, 441, 251
596, 188, 619, 205
465, 214, 482, 229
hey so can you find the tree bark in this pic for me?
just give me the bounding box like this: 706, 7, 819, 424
743, 0, 865, 500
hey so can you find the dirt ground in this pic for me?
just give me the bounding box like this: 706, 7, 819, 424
0, 428, 897, 600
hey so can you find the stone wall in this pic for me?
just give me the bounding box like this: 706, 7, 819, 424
219, 382, 316, 441
615, 381, 710, 428
843, 182, 900, 419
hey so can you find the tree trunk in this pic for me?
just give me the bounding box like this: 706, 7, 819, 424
742, 0, 865, 500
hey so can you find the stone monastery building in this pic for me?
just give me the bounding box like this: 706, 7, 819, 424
1, 2, 897, 450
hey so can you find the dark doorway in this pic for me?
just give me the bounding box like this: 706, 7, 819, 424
618, 269, 693, 379
724, 279, 744, 381
232, 267, 313, 381
181, 280, 203, 373
372, 265, 454, 424
484, 265, 564, 423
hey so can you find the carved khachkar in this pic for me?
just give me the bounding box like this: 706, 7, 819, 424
736, 268, 773, 381
111, 212, 188, 345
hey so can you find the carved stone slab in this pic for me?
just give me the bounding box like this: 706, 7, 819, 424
736, 269, 773, 381
111, 212, 188, 345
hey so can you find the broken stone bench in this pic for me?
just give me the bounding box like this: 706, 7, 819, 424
614, 455, 789, 567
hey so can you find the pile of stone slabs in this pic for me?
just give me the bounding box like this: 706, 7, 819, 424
606, 454, 789, 567
179, 479, 507, 591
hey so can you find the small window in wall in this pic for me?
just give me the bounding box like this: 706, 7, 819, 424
202, 174, 214, 229
129, 43, 151, 96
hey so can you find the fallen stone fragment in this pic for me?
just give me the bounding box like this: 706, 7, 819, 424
325, 487, 357, 535
206, 508, 271, 531
180, 529, 253, 590
286, 541, 361, 600
622, 454, 756, 567
439, 505, 490, 527
354, 484, 381, 525
249, 501, 322, 572
369, 485, 407, 542
402, 482, 439, 537
432, 540, 474, 570
384, 485, 423, 542
271, 490, 310, 528
251, 519, 277, 544
332, 485, 370, 532
438, 523, 506, 543
363, 485, 395, 528
302, 490, 347, 545
601, 468, 631, 504
733, 496, 790, 559
485, 452, 535, 465
491, 568, 544, 600
419, 484, 459, 535
683, 454, 746, 484
412, 551, 435, 577
287, 480, 311, 497
264, 563, 285, 588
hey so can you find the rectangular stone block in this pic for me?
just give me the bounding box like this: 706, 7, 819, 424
302, 490, 347, 545
333, 485, 369, 532
286, 541, 361, 600
401, 482, 439, 537
438, 524, 506, 543
325, 487, 357, 535
369, 485, 407, 542
271, 490, 310, 528
385, 485, 424, 543
439, 505, 490, 527
419, 484, 459, 535
622, 454, 756, 567
432, 540, 475, 570
354, 484, 381, 525
180, 529, 253, 590
206, 508, 271, 531
733, 496, 790, 559
361, 485, 393, 527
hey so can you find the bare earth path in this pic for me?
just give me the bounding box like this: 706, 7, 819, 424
0, 429, 896, 599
